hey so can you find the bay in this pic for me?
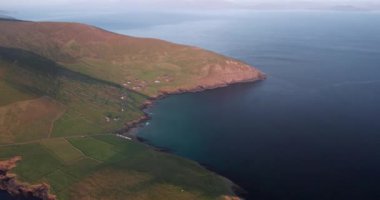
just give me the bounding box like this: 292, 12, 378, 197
121, 11, 380, 200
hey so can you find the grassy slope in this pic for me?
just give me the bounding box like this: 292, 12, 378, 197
0, 96, 65, 144
0, 135, 233, 200
0, 20, 263, 97
0, 47, 234, 199
0, 47, 146, 138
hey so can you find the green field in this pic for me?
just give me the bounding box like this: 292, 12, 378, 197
0, 136, 233, 200
40, 138, 84, 164
0, 80, 37, 106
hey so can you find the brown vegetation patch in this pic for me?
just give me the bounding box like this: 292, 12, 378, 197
129, 184, 203, 200
69, 167, 205, 200
0, 96, 66, 143
0, 67, 6, 78
69, 168, 151, 200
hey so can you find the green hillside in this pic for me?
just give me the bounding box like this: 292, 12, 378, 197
0, 47, 146, 140
0, 44, 237, 199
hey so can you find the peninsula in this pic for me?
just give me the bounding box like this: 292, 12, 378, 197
0, 18, 264, 200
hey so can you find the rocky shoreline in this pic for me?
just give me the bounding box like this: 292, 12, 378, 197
0, 157, 56, 200
119, 72, 265, 139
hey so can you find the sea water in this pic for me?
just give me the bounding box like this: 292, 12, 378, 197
120, 11, 380, 200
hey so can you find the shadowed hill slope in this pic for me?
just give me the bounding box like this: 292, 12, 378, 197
0, 46, 146, 141
0, 20, 264, 96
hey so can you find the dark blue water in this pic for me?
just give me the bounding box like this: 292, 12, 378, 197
0, 191, 14, 200
119, 11, 380, 200
0, 191, 40, 200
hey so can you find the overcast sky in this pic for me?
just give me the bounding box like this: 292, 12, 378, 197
1, 0, 380, 14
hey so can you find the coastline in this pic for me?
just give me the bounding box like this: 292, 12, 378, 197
119, 76, 266, 199
120, 73, 266, 136
0, 72, 265, 200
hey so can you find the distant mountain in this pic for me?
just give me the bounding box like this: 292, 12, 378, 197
0, 15, 8, 19
0, 15, 15, 20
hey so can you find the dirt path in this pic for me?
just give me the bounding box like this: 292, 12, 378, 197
47, 102, 67, 138
0, 133, 111, 147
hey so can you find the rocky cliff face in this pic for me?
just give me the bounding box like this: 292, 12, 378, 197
0, 157, 56, 200
157, 60, 265, 96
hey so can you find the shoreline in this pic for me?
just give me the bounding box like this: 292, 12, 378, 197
120, 73, 266, 136
0, 74, 265, 200
118, 77, 266, 199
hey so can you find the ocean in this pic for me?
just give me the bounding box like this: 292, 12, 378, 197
0, 192, 40, 200
119, 11, 380, 200
5, 10, 380, 200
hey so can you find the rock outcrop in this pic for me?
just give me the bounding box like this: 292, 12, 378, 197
0, 157, 56, 200
157, 60, 266, 97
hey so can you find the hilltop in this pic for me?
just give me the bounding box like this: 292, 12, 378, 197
0, 19, 263, 200
0, 20, 264, 97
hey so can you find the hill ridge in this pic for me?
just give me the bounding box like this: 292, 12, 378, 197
0, 20, 264, 97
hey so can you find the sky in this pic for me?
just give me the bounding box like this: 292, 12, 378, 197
1, 0, 380, 11
1, 0, 380, 19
